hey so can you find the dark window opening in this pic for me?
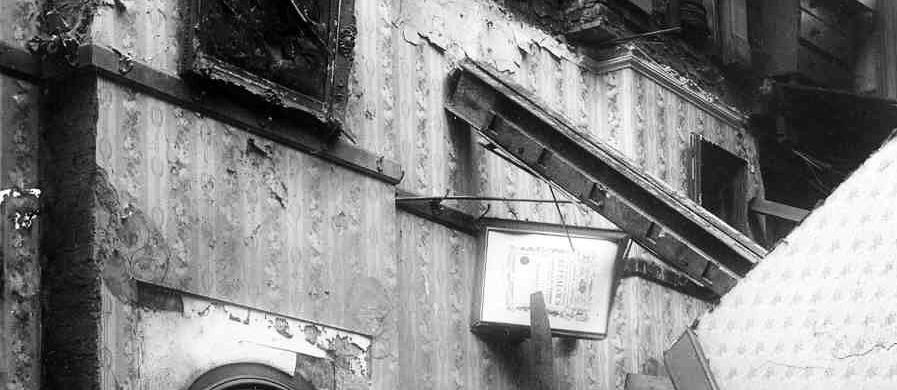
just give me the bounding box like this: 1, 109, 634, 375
691, 136, 749, 234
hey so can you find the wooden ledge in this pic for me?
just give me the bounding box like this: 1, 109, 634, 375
0, 42, 404, 185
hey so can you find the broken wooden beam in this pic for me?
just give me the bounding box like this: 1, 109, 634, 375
9, 43, 404, 185
749, 197, 810, 223
530, 292, 556, 390
446, 61, 767, 296
395, 190, 480, 235
0, 42, 41, 81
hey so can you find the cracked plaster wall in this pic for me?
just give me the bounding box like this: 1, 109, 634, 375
696, 138, 897, 390
0, 2, 43, 389
0, 72, 41, 390
92, 76, 398, 389
53, 0, 765, 389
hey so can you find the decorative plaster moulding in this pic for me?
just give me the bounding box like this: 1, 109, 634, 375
589, 49, 748, 130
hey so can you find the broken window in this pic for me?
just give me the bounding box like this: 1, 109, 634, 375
182, 0, 356, 128
690, 135, 749, 234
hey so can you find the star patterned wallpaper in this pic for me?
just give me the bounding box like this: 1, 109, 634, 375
697, 137, 897, 390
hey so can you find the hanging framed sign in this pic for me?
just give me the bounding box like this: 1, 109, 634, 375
472, 219, 630, 340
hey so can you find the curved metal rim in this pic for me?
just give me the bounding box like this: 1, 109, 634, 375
205, 376, 294, 390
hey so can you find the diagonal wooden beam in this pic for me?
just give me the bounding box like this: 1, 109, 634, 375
445, 61, 767, 296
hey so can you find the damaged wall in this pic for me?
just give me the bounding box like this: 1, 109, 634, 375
695, 137, 897, 389
27, 0, 767, 389
0, 1, 43, 389
349, 0, 761, 220
90, 77, 398, 389
0, 72, 41, 390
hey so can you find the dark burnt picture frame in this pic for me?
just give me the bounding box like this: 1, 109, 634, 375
182, 0, 356, 131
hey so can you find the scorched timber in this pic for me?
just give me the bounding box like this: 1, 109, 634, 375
445, 61, 768, 297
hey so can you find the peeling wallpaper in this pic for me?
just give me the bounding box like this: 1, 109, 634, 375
0, 0, 42, 49
77, 0, 759, 389
0, 74, 41, 390
397, 213, 711, 389
92, 74, 714, 389
697, 138, 897, 390
348, 0, 762, 223
94, 77, 400, 389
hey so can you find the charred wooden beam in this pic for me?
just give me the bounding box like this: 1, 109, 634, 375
0, 43, 402, 185
395, 190, 480, 236
0, 42, 41, 82
38, 44, 403, 185
749, 197, 810, 223
446, 61, 767, 296
622, 258, 718, 301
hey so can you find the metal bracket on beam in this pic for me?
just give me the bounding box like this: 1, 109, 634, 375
395, 190, 480, 236
446, 61, 767, 297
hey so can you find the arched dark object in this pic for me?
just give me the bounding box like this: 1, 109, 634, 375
189, 363, 313, 390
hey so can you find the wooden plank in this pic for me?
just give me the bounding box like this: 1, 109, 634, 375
446, 61, 764, 281
797, 44, 852, 89
799, 10, 851, 64
628, 0, 653, 13
687, 133, 702, 203
395, 190, 479, 236
719, 0, 751, 67
663, 329, 719, 390
625, 374, 674, 390
41, 44, 405, 185
756, 0, 801, 75
622, 259, 718, 301
0, 42, 40, 81
749, 197, 810, 223
530, 292, 556, 390
880, 0, 897, 99
480, 114, 734, 295
799, 0, 871, 30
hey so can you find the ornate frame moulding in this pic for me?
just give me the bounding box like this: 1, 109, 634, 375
181, 0, 357, 130
589, 48, 748, 129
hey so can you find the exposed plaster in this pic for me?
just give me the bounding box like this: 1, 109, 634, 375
27, 0, 105, 62
138, 290, 373, 388
0, 188, 41, 230
94, 167, 174, 302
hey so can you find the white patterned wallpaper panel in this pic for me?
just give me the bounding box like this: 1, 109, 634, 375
697, 137, 897, 390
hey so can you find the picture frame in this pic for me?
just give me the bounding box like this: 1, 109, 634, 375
181, 0, 356, 126
472, 219, 630, 340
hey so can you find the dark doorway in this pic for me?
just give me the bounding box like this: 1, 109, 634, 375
692, 137, 749, 234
